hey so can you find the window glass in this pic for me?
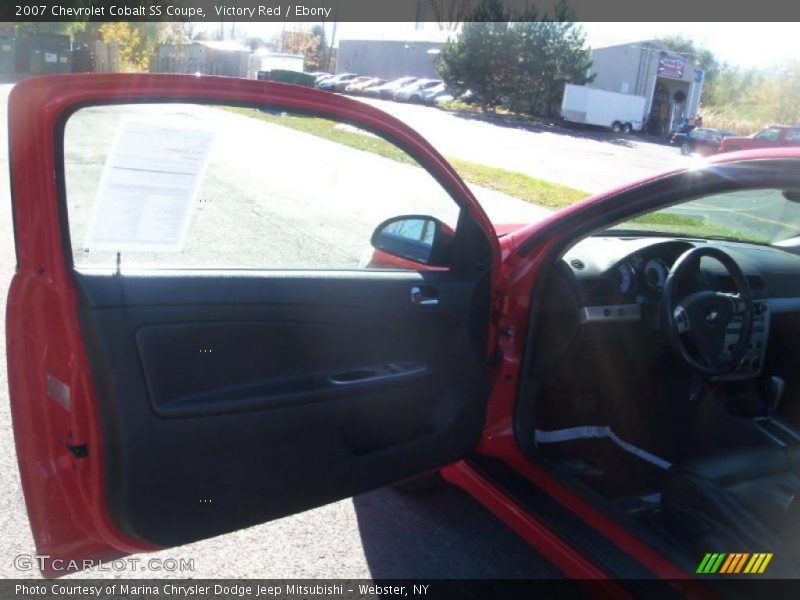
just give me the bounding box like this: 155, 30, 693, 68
607, 188, 800, 244
63, 104, 461, 271
754, 128, 781, 141
785, 129, 800, 142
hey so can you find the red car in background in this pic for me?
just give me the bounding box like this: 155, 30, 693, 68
719, 124, 800, 153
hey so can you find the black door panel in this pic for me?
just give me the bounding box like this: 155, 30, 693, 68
136, 321, 431, 417
75, 271, 490, 546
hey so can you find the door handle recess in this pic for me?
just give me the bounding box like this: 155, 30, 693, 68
330, 362, 427, 385
411, 285, 439, 306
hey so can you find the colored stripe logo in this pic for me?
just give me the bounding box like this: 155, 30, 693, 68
696, 553, 773, 574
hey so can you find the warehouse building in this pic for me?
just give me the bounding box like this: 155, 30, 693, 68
336, 38, 445, 80
587, 40, 704, 135
152, 40, 251, 78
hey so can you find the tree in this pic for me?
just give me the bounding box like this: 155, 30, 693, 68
752, 61, 800, 125
95, 22, 161, 72
14, 22, 88, 37
505, 2, 593, 115
437, 0, 593, 115
310, 24, 331, 72
160, 23, 194, 46
279, 26, 329, 71
437, 0, 511, 110
426, 0, 475, 31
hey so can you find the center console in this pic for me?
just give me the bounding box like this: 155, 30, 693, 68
714, 300, 770, 381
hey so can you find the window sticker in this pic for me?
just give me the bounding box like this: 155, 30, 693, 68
84, 117, 216, 252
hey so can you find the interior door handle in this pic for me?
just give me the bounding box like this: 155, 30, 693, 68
411, 285, 439, 306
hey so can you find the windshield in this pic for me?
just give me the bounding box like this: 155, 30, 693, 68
606, 188, 800, 244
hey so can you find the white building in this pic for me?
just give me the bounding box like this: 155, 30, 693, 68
587, 40, 705, 135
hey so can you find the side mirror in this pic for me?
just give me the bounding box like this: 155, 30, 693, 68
370, 215, 454, 267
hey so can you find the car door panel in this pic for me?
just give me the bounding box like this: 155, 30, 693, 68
7, 74, 499, 569
77, 271, 491, 547
78, 274, 486, 546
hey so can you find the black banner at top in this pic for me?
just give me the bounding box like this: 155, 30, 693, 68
2, 0, 799, 22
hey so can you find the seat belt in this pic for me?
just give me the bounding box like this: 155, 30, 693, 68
534, 426, 672, 470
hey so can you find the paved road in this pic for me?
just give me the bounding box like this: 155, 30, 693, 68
0, 82, 562, 580
361, 98, 800, 242
357, 97, 690, 194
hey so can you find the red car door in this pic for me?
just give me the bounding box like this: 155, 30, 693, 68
6, 74, 501, 575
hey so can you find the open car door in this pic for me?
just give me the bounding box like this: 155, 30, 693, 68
6, 75, 501, 575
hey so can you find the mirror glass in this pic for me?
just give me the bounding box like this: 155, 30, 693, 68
371, 216, 451, 266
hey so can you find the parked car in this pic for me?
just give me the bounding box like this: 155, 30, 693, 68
393, 79, 443, 102
317, 73, 359, 91
671, 127, 736, 156
314, 73, 334, 86
419, 82, 449, 105
8, 73, 800, 582
365, 76, 418, 99
326, 75, 369, 93
719, 125, 800, 153
344, 77, 385, 95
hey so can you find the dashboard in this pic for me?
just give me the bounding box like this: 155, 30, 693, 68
559, 236, 800, 379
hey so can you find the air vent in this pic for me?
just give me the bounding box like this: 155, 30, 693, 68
569, 258, 586, 270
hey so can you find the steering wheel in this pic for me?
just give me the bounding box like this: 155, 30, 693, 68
663, 247, 753, 376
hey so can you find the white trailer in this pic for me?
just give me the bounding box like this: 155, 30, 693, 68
561, 84, 647, 133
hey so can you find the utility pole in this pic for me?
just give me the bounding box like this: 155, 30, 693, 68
328, 20, 337, 72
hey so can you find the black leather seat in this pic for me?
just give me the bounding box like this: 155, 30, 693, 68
662, 446, 800, 565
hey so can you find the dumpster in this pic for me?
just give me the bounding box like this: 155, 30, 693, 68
21, 33, 72, 75
257, 69, 316, 87
0, 30, 15, 74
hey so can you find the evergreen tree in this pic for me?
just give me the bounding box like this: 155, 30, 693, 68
438, 0, 593, 115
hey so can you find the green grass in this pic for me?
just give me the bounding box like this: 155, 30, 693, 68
447, 158, 587, 210
220, 106, 770, 242
627, 212, 770, 243
222, 106, 589, 210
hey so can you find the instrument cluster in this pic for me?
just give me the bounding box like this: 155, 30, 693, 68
614, 255, 670, 297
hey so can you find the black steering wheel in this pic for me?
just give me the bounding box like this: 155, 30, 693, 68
663, 247, 753, 376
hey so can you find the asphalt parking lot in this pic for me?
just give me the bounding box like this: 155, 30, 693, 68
0, 80, 689, 580
358, 96, 690, 194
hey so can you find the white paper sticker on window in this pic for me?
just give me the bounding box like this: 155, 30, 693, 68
84, 117, 216, 251
44, 52, 57, 63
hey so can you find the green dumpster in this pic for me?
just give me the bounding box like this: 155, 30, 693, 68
25, 33, 72, 75
258, 69, 316, 87
0, 34, 15, 74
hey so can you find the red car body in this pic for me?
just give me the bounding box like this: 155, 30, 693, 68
6, 74, 800, 588
719, 124, 800, 153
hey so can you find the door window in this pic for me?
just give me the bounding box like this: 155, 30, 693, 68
754, 127, 781, 142
785, 129, 800, 143
63, 104, 461, 272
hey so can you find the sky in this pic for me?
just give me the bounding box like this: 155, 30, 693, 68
197, 22, 799, 70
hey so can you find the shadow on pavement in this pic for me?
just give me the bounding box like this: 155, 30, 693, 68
445, 107, 670, 148
352, 482, 564, 578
